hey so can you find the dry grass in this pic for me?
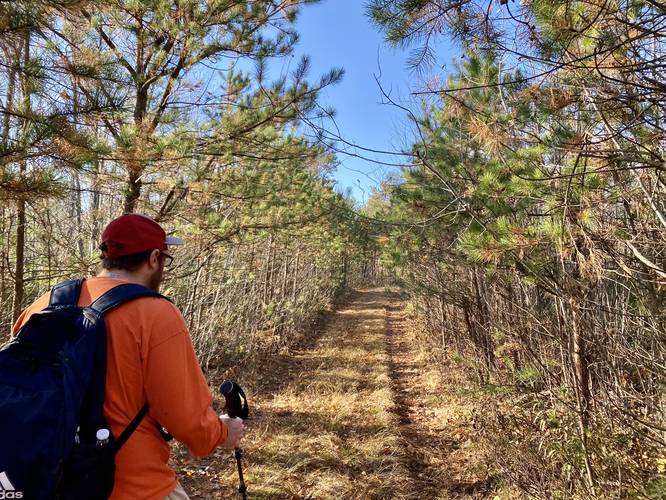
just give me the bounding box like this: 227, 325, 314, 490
172, 288, 501, 499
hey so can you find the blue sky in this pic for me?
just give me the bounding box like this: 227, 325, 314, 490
286, 1, 458, 205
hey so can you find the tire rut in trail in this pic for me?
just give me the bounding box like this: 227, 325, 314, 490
384, 296, 443, 498
384, 292, 497, 500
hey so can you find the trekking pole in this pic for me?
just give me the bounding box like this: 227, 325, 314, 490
220, 380, 249, 500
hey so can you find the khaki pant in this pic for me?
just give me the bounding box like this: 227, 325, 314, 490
164, 483, 189, 500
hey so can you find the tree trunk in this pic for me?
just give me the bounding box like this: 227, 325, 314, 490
570, 302, 595, 493
12, 30, 30, 323
12, 183, 26, 323
74, 172, 84, 261
124, 171, 142, 213
1, 45, 17, 332
439, 295, 446, 348
91, 159, 102, 254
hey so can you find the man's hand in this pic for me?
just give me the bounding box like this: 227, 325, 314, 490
220, 415, 244, 449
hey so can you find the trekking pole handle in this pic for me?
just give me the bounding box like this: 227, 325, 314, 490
219, 381, 249, 500
219, 380, 249, 420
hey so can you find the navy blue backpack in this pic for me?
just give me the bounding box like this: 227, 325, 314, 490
0, 279, 165, 500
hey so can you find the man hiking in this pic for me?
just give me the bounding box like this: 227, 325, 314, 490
11, 214, 244, 500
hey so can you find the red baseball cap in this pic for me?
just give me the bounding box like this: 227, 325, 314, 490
100, 214, 184, 258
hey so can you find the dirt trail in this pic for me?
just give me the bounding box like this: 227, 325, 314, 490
174, 288, 494, 499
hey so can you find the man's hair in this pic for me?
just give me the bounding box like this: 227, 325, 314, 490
99, 246, 153, 272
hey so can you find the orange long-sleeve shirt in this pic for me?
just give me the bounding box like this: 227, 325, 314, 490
12, 276, 227, 500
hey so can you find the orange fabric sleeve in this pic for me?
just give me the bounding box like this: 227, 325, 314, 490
141, 305, 228, 457
11, 293, 50, 337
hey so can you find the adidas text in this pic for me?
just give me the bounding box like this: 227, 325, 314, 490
0, 472, 23, 499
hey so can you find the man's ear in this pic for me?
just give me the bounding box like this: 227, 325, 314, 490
149, 249, 161, 268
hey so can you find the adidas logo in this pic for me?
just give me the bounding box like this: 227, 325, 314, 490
0, 472, 23, 499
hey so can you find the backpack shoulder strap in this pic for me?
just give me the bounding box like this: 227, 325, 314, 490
89, 283, 167, 315
88, 284, 170, 450
49, 278, 85, 307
